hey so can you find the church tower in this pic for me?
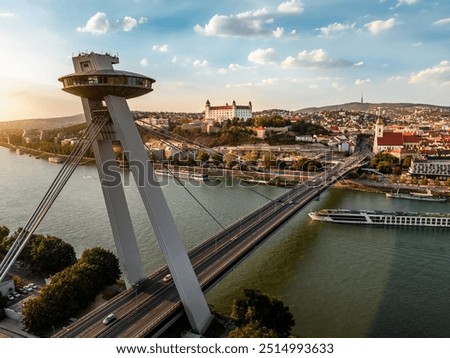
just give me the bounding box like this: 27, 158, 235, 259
373, 109, 384, 153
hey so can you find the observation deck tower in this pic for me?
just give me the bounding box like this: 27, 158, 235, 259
58, 52, 212, 334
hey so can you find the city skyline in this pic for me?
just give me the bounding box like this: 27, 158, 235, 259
1, 0, 450, 122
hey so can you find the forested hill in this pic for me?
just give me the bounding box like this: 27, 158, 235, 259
0, 114, 85, 131
297, 102, 450, 114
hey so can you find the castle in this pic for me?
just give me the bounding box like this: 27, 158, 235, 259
204, 100, 252, 123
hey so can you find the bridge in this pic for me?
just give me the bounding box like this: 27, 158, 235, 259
0, 52, 369, 337
54, 153, 367, 338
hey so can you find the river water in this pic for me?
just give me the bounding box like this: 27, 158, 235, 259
1, 147, 450, 337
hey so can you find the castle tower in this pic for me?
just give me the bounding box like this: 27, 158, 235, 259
205, 99, 210, 119
58, 52, 212, 334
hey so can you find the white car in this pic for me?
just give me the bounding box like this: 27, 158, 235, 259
103, 313, 116, 325
162, 274, 172, 283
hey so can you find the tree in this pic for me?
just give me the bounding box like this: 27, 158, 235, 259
22, 235, 76, 277
228, 289, 295, 338
228, 321, 278, 338
0, 226, 9, 240
80, 247, 121, 288
196, 150, 210, 164
22, 247, 121, 333
371, 152, 399, 174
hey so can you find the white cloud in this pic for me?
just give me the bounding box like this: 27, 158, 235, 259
77, 12, 144, 35
433, 18, 450, 26
277, 0, 304, 14
194, 4, 301, 38
194, 8, 272, 37
318, 22, 356, 37
354, 61, 364, 67
273, 27, 285, 38
355, 79, 371, 85
388, 76, 404, 81
395, 0, 417, 8
413, 42, 422, 47
248, 48, 278, 65
192, 59, 209, 68
0, 12, 14, 17
122, 16, 138, 32
261, 77, 279, 85
364, 18, 397, 35
152, 44, 169, 53
218, 63, 248, 74
77, 12, 110, 35
281, 49, 355, 68
138, 17, 148, 24
171, 56, 177, 63
226, 82, 253, 88
332, 82, 346, 92
409, 61, 450, 85
140, 58, 149, 66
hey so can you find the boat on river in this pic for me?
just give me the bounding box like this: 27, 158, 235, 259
308, 209, 450, 228
386, 189, 447, 202
154, 169, 209, 181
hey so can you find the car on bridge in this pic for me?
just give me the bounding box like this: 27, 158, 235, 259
103, 313, 116, 325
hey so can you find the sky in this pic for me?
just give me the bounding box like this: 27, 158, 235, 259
1, 0, 450, 121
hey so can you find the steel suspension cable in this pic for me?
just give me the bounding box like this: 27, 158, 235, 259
0, 113, 109, 281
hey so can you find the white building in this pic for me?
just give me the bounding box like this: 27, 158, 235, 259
204, 100, 252, 123
409, 158, 450, 179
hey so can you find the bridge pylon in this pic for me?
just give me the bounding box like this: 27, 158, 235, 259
58, 52, 212, 334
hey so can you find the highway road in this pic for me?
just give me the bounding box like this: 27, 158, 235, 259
54, 153, 366, 338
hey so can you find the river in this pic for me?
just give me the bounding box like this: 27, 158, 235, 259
1, 147, 450, 337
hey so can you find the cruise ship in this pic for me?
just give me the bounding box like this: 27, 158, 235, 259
308, 209, 450, 228
386, 189, 447, 202
154, 169, 209, 181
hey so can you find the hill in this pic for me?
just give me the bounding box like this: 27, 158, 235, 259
0, 114, 85, 131
297, 102, 450, 114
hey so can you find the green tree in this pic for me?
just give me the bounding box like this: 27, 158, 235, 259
229, 289, 295, 338
22, 247, 121, 333
23, 235, 76, 277
196, 150, 210, 164
80, 247, 121, 287
0, 226, 9, 240
371, 152, 399, 174
228, 321, 278, 338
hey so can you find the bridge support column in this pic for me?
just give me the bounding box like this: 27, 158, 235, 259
81, 98, 145, 288
104, 95, 212, 334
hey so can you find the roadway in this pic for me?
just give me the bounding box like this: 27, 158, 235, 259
54, 153, 367, 338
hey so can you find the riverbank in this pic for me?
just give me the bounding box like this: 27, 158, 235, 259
0, 142, 95, 165
334, 178, 450, 197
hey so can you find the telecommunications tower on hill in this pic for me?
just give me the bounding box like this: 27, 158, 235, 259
58, 52, 212, 334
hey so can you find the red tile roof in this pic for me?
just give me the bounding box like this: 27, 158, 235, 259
377, 132, 404, 146
403, 135, 421, 143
